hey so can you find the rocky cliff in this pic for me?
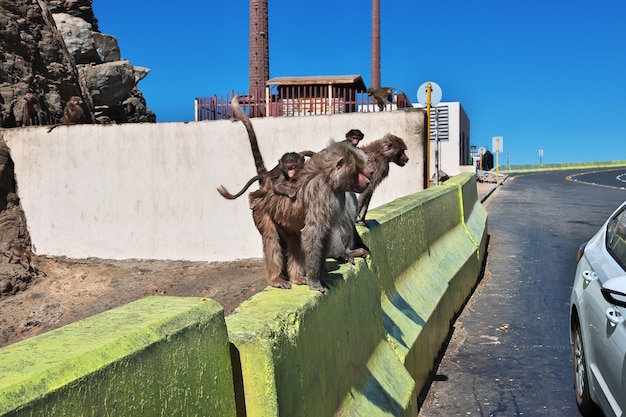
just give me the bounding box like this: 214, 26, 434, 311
0, 0, 156, 127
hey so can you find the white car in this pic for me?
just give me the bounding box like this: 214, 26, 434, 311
570, 200, 626, 416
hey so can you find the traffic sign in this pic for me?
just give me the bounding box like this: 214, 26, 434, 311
417, 82, 442, 106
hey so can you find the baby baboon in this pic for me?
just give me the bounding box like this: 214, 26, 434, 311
356, 133, 409, 225
229, 97, 372, 292
367, 87, 393, 111
217, 152, 306, 200
273, 152, 306, 199
5, 241, 46, 276
22, 93, 45, 126
344, 129, 364, 147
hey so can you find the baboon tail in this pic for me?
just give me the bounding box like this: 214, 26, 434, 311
231, 96, 267, 176
216, 174, 262, 200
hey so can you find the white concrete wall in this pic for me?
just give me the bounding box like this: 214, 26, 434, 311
2, 110, 425, 262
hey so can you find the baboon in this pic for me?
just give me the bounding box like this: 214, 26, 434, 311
63, 96, 85, 125
367, 87, 393, 111
356, 133, 409, 225
47, 96, 85, 132
326, 140, 371, 263
5, 241, 46, 276
22, 93, 45, 126
217, 152, 307, 200
249, 142, 372, 292
327, 190, 370, 264
344, 129, 364, 147
230, 96, 372, 292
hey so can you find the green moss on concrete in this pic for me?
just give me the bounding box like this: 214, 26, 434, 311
358, 174, 488, 397
0, 296, 236, 417
336, 341, 415, 417
227, 259, 414, 417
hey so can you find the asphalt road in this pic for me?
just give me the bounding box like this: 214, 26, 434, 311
418, 168, 626, 417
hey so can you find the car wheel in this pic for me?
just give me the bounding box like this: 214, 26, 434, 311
572, 321, 597, 415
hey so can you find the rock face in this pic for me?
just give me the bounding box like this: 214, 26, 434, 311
0, 0, 156, 127
0, 0, 157, 295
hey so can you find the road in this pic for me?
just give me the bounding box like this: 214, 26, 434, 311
418, 168, 626, 417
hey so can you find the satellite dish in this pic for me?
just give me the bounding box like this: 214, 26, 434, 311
417, 81, 442, 106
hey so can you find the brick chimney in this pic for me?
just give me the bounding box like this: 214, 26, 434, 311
249, 0, 269, 97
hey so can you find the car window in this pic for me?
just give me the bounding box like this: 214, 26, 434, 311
607, 206, 626, 270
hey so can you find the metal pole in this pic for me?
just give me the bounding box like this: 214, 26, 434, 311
495, 137, 500, 175
435, 107, 440, 185
426, 82, 432, 188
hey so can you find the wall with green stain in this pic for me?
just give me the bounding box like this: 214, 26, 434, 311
0, 297, 236, 417
0, 173, 487, 417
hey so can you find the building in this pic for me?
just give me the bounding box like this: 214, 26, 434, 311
414, 101, 473, 179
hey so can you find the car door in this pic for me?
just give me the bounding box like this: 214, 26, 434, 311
590, 208, 626, 415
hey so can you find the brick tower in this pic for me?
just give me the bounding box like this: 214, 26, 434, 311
249, 0, 269, 98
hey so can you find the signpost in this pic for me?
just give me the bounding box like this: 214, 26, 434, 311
417, 82, 442, 187
492, 136, 503, 175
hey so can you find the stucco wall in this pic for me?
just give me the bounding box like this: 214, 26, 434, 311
2, 110, 425, 262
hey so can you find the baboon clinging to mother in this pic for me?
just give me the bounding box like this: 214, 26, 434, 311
217, 151, 307, 200
226, 97, 372, 292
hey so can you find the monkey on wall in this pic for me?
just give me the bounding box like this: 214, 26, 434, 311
217, 152, 307, 200
228, 97, 372, 292
63, 96, 85, 125
356, 133, 409, 225
46, 96, 86, 132
367, 87, 393, 111
22, 93, 46, 126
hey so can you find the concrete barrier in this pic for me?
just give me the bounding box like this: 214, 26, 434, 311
226, 261, 415, 417
360, 172, 487, 392
0, 297, 236, 417
0, 173, 487, 417
225, 172, 487, 416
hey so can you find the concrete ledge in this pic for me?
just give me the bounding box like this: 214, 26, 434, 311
0, 173, 488, 417
226, 260, 414, 417
361, 172, 487, 392
0, 296, 236, 417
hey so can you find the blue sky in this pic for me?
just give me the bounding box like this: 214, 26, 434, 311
93, 0, 626, 165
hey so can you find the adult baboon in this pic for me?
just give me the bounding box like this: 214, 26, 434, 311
356, 134, 409, 225
22, 93, 45, 126
229, 97, 372, 292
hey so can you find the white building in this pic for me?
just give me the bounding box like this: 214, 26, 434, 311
414, 102, 474, 179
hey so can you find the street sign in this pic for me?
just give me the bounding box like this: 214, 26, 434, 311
417, 81, 442, 106
492, 136, 504, 153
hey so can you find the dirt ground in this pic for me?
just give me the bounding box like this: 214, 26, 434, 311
0, 180, 498, 349
0, 256, 267, 348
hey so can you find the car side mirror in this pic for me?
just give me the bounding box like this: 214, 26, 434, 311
601, 276, 626, 308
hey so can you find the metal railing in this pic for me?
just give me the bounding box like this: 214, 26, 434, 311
194, 87, 413, 121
